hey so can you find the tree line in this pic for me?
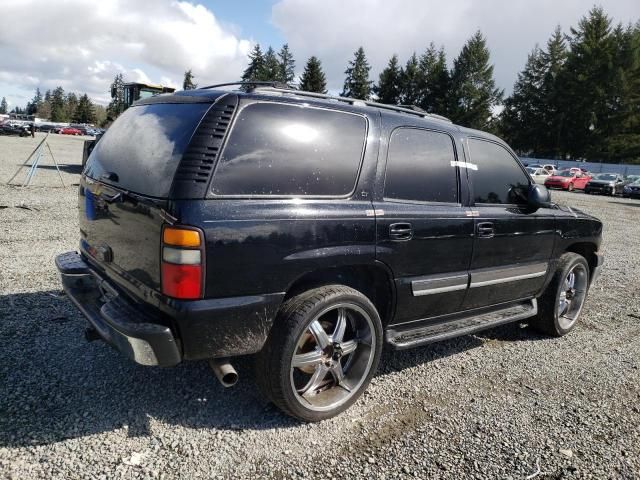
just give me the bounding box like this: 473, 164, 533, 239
239, 35, 502, 132
235, 6, 639, 163
1, 87, 107, 125
500, 7, 640, 162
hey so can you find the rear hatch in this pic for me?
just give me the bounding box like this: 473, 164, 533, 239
79, 101, 214, 297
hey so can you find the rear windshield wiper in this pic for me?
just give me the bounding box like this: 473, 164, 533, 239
100, 171, 119, 183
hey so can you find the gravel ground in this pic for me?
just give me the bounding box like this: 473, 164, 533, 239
1, 134, 639, 479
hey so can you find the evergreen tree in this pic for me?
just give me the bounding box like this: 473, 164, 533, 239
277, 44, 296, 85
38, 90, 52, 120
263, 47, 281, 80
499, 47, 547, 154
375, 54, 402, 104
558, 7, 617, 159
241, 44, 265, 85
65, 92, 79, 122
26, 88, 43, 115
605, 22, 640, 161
0, 97, 7, 114
107, 74, 126, 118
299, 56, 328, 93
539, 26, 569, 157
74, 94, 96, 124
399, 53, 422, 105
450, 31, 503, 130
182, 69, 197, 90
50, 86, 66, 122
418, 44, 451, 114
341, 47, 373, 100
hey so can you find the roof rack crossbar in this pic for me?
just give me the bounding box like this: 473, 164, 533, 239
254, 87, 452, 123
198, 81, 290, 91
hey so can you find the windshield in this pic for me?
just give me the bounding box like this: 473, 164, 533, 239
594, 174, 617, 181
85, 102, 210, 197
557, 170, 575, 177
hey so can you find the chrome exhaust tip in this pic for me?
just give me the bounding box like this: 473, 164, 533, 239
208, 358, 238, 387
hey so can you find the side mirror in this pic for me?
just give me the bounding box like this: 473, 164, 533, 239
527, 184, 551, 210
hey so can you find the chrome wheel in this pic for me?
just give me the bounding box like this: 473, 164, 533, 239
289, 303, 376, 412
557, 264, 588, 330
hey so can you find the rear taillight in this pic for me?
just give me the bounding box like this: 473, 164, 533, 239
161, 226, 204, 300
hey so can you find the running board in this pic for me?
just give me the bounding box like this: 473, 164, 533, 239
386, 299, 537, 349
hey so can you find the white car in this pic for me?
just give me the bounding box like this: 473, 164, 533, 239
542, 164, 557, 175
526, 167, 552, 184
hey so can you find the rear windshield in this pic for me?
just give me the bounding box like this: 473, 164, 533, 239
594, 174, 616, 181
85, 103, 210, 197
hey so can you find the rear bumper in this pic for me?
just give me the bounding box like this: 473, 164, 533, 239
545, 183, 569, 190
56, 251, 284, 364
585, 185, 613, 195
56, 251, 181, 366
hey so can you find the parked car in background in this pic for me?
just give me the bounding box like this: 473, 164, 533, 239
542, 164, 557, 174
0, 123, 30, 137
58, 127, 82, 136
526, 167, 552, 184
544, 169, 592, 191
623, 179, 640, 199
55, 84, 604, 422
36, 123, 59, 133
624, 174, 640, 184
584, 173, 627, 195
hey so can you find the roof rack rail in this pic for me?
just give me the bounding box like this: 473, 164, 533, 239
198, 81, 290, 91
254, 87, 453, 123
397, 104, 426, 113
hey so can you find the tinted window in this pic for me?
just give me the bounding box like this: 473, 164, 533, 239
211, 103, 367, 196
384, 128, 458, 203
85, 103, 209, 197
468, 139, 530, 204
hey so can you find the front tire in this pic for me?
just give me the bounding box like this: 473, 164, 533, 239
256, 285, 383, 422
531, 253, 590, 336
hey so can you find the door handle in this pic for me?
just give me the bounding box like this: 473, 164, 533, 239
389, 223, 413, 241
477, 222, 495, 238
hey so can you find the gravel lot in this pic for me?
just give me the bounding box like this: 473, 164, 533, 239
1, 134, 638, 479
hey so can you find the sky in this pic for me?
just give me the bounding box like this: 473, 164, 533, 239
1, 0, 638, 110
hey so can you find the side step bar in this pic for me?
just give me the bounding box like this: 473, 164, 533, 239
386, 299, 537, 349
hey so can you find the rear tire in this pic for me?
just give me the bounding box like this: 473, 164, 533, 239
531, 253, 589, 336
255, 285, 383, 422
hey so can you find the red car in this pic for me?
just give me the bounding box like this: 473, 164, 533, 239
544, 169, 592, 191
58, 127, 82, 135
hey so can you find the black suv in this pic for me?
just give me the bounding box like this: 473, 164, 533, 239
56, 84, 604, 421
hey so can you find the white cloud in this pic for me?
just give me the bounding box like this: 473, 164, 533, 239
0, 0, 252, 107
272, 0, 640, 94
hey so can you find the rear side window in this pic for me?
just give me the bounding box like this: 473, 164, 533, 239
468, 139, 530, 204
85, 103, 210, 198
384, 128, 458, 203
211, 103, 367, 196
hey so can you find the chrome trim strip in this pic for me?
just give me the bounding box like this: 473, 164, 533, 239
470, 262, 548, 288
412, 273, 469, 297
